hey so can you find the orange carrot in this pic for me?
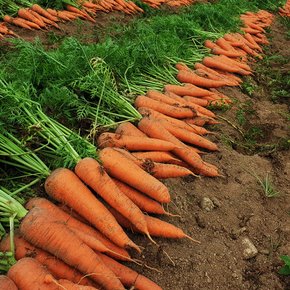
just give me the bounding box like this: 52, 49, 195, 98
0, 233, 95, 287
134, 95, 197, 119
26, 198, 130, 260
164, 83, 213, 97
97, 132, 176, 151
183, 95, 209, 107
115, 122, 147, 137
7, 257, 60, 290
160, 120, 219, 151
138, 118, 220, 177
56, 279, 98, 289
112, 178, 169, 215
20, 208, 125, 290
29, 10, 60, 29
74, 157, 153, 241
18, 8, 46, 28
109, 207, 199, 242
175, 62, 191, 71
132, 151, 180, 163
99, 148, 171, 203
44, 168, 139, 251
3, 15, 32, 30
99, 253, 162, 290
0, 275, 17, 290
31, 4, 59, 22
146, 90, 189, 107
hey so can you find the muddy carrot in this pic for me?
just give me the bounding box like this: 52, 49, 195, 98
115, 122, 147, 137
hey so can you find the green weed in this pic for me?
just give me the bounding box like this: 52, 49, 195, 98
279, 256, 290, 276
254, 172, 279, 198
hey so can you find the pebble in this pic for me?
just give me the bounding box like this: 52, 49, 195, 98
195, 214, 206, 228
200, 197, 215, 211
259, 249, 270, 255
241, 237, 258, 259
212, 197, 222, 207
231, 227, 247, 240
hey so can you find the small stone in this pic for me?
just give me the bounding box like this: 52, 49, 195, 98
200, 197, 215, 212
212, 197, 221, 207
259, 249, 270, 255
241, 237, 258, 259
195, 214, 206, 228
231, 227, 247, 239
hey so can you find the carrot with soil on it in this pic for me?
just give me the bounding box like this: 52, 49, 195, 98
97, 132, 177, 151
74, 157, 155, 244
99, 253, 162, 290
19, 208, 125, 290
0, 275, 17, 290
115, 122, 147, 137
134, 95, 197, 119
99, 148, 171, 203
44, 167, 140, 252
0, 233, 95, 286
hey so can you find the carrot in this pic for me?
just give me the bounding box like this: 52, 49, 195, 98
20, 208, 125, 290
216, 37, 238, 51
115, 122, 147, 137
97, 132, 176, 151
159, 120, 219, 151
26, 198, 131, 261
205, 40, 245, 57
44, 168, 140, 251
99, 254, 162, 290
74, 157, 153, 241
66, 5, 96, 23
0, 275, 17, 290
29, 10, 60, 29
146, 90, 191, 107
175, 62, 191, 71
138, 118, 219, 177
164, 83, 213, 97
202, 56, 250, 75
31, 4, 59, 22
112, 178, 169, 215
216, 55, 252, 72
109, 207, 199, 242
0, 233, 95, 286
3, 15, 32, 30
7, 257, 60, 290
0, 23, 19, 37
99, 148, 171, 203
134, 95, 197, 119
132, 151, 180, 163
56, 279, 98, 289
138, 107, 215, 134
18, 8, 46, 28
183, 95, 209, 107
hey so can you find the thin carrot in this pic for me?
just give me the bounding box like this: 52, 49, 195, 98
183, 95, 209, 107
18, 8, 46, 28
112, 178, 169, 215
99, 148, 171, 203
29, 10, 60, 29
0, 275, 17, 290
20, 208, 125, 290
164, 83, 213, 97
115, 122, 147, 137
31, 4, 59, 22
99, 253, 162, 290
0, 233, 95, 286
44, 168, 140, 251
97, 132, 177, 151
132, 151, 180, 163
134, 95, 197, 119
3, 15, 33, 30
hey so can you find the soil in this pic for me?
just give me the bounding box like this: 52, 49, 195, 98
1, 7, 290, 290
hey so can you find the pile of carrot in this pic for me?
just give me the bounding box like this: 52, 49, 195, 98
0, 8, 275, 290
140, 0, 194, 8
0, 22, 18, 39
279, 0, 290, 17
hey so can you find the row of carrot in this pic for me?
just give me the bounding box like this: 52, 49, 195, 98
279, 0, 290, 17
141, 0, 195, 8
0, 8, 274, 290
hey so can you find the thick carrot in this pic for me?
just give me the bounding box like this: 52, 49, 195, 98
18, 8, 46, 28
134, 95, 197, 119
183, 95, 209, 107
164, 83, 213, 97
146, 90, 189, 107
112, 178, 168, 215
0, 275, 17, 290
44, 168, 139, 251
175, 62, 191, 71
138, 118, 219, 177
20, 208, 125, 290
31, 4, 59, 22
132, 151, 180, 163
0, 233, 95, 286
3, 15, 32, 30
27, 198, 131, 261
160, 120, 219, 151
7, 257, 59, 290
99, 254, 162, 290
74, 157, 152, 240
97, 132, 176, 151
115, 122, 147, 137
216, 55, 252, 72
99, 148, 171, 203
